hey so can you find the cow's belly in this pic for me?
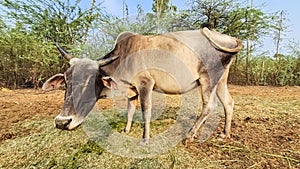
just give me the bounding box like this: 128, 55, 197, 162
149, 69, 199, 94
114, 54, 200, 95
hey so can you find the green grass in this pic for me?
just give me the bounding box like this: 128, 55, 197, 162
0, 116, 210, 169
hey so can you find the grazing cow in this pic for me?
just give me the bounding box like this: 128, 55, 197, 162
42, 27, 242, 144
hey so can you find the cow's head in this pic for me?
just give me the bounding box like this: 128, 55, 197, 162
42, 44, 118, 130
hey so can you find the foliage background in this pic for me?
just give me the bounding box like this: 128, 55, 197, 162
0, 0, 299, 88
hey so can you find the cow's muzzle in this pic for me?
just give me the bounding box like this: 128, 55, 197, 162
55, 117, 72, 130
54, 115, 84, 130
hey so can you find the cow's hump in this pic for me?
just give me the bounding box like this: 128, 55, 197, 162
115, 31, 137, 45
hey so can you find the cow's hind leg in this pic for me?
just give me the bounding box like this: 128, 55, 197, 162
216, 70, 234, 138
186, 80, 218, 143
124, 95, 138, 133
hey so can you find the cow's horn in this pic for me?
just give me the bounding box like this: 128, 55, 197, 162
98, 56, 119, 67
201, 28, 243, 53
55, 42, 73, 60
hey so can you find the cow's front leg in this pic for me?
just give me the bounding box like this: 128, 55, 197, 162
124, 95, 138, 133
137, 76, 155, 145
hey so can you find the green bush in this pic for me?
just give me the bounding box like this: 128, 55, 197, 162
0, 23, 68, 88
230, 55, 300, 86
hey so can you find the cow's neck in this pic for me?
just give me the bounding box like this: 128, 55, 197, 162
101, 58, 121, 76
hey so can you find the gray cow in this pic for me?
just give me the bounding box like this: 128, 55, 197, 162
42, 27, 242, 144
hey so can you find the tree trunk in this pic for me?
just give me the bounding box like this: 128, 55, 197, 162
245, 0, 254, 84
274, 10, 284, 61
83, 0, 96, 44
246, 39, 251, 84
260, 60, 265, 85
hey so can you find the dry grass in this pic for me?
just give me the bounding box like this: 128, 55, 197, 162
0, 85, 299, 168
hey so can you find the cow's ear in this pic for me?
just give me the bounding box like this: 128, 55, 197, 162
102, 76, 118, 90
42, 74, 65, 91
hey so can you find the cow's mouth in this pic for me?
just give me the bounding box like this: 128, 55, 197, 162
55, 115, 83, 130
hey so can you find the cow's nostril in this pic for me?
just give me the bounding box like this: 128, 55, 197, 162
55, 118, 72, 130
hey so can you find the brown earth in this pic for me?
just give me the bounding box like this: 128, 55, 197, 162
0, 88, 114, 141
187, 85, 300, 168
0, 85, 299, 168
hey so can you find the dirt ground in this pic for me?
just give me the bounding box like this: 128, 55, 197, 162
0, 88, 114, 141
0, 85, 299, 168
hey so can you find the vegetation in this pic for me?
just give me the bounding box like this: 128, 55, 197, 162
0, 1, 299, 168
0, 0, 299, 88
0, 0, 103, 88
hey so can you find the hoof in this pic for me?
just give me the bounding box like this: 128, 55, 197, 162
183, 133, 195, 145
123, 128, 130, 133
220, 133, 231, 139
139, 138, 149, 146
217, 133, 232, 141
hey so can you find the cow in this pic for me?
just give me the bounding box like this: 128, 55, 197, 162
42, 27, 242, 144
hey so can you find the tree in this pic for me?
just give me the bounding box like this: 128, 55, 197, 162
152, 0, 177, 33
84, 0, 97, 44
0, 0, 105, 88
152, 0, 177, 16
185, 0, 235, 30
185, 0, 273, 39
0, 22, 63, 88
0, 0, 103, 45
272, 10, 288, 60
